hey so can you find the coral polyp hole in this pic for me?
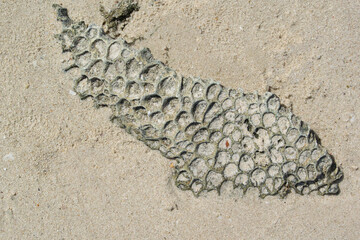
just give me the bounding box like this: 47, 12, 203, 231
75, 76, 90, 96
125, 81, 142, 99
90, 78, 104, 95
91, 39, 106, 57
107, 42, 123, 61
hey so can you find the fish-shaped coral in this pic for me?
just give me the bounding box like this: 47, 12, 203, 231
53, 4, 343, 198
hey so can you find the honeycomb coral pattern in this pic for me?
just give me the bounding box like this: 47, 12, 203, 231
54, 5, 343, 198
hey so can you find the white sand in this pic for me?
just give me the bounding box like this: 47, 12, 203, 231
0, 0, 359, 239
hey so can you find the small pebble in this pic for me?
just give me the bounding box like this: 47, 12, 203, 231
69, 90, 76, 96
351, 166, 359, 171
3, 153, 14, 161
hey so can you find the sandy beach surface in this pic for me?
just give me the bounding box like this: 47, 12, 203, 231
1, 0, 359, 239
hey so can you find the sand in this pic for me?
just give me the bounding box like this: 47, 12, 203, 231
0, 0, 359, 239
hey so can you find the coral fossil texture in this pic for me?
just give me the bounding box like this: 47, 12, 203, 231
54, 4, 343, 198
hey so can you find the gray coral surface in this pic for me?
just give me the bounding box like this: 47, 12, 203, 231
54, 5, 343, 198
